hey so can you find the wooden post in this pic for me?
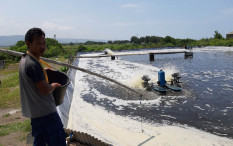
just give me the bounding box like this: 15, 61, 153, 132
111, 56, 115, 60
149, 53, 154, 61
184, 51, 193, 57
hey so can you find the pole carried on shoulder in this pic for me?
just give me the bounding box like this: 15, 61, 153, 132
0, 48, 142, 96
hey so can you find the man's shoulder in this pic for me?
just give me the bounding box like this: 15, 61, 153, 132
20, 54, 45, 82
20, 54, 42, 73
23, 54, 40, 67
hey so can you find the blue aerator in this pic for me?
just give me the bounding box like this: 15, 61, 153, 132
158, 70, 166, 87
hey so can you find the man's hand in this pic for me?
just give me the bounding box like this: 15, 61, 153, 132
36, 80, 61, 95
51, 83, 61, 88
45, 68, 54, 71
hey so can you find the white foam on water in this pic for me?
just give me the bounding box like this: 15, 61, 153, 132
160, 114, 176, 119
162, 65, 179, 82
194, 106, 205, 111
203, 91, 213, 95
223, 88, 233, 91
67, 50, 233, 145
104, 48, 115, 55
193, 46, 233, 52
222, 109, 228, 113
221, 84, 233, 88
68, 76, 233, 145
205, 104, 211, 108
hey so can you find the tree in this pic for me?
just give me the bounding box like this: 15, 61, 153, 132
214, 31, 223, 39
43, 38, 63, 57
77, 45, 87, 52
16, 41, 26, 47
108, 40, 113, 44
163, 36, 175, 45
148, 36, 163, 44
130, 36, 140, 44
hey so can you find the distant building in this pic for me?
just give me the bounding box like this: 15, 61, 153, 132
226, 31, 233, 39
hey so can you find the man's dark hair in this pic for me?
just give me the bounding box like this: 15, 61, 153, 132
25, 28, 45, 43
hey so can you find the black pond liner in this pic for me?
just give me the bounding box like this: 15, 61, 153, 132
46, 70, 70, 106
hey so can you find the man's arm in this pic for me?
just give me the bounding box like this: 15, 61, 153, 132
36, 80, 61, 95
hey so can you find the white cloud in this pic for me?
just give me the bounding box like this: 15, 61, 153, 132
41, 22, 74, 31
121, 3, 140, 8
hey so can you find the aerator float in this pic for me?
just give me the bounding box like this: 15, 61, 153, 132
142, 70, 182, 93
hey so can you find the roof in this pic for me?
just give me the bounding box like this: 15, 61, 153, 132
227, 31, 233, 34
64, 129, 109, 146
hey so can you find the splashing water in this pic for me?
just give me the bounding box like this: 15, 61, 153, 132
162, 65, 180, 82
104, 48, 114, 55
65, 47, 233, 145
124, 65, 180, 89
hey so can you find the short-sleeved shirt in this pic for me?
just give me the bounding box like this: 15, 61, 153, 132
19, 54, 56, 118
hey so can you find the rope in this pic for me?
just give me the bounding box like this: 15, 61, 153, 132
26, 51, 49, 83
139, 94, 144, 133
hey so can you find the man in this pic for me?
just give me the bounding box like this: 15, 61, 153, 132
19, 28, 66, 146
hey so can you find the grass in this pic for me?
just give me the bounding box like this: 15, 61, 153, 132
49, 56, 69, 72
0, 63, 30, 145
50, 56, 68, 63
0, 63, 19, 75
0, 55, 67, 145
0, 63, 20, 109
2, 113, 10, 118
0, 119, 31, 137
0, 55, 68, 109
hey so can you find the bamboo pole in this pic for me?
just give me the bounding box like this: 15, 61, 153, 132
76, 50, 187, 58
76, 55, 110, 58
0, 48, 142, 96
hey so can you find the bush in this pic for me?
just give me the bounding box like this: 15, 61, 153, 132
164, 43, 175, 47
77, 45, 87, 52
60, 66, 69, 73
15, 41, 26, 47
0, 53, 21, 63
225, 39, 233, 46
17, 45, 27, 53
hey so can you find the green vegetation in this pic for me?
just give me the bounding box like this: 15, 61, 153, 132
62, 30, 233, 52
0, 38, 74, 63
0, 30, 232, 145
0, 31, 232, 108
0, 119, 31, 137
60, 66, 69, 72
1, 30, 232, 65
7, 38, 64, 58
0, 63, 20, 109
2, 113, 11, 118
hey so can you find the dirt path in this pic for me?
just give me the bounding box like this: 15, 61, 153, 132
0, 109, 27, 125
0, 109, 30, 146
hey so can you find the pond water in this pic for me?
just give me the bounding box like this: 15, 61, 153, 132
71, 47, 233, 140
120, 47, 233, 138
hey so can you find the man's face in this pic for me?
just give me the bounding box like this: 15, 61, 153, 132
27, 35, 46, 57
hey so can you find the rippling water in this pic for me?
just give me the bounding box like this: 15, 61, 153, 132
79, 47, 233, 138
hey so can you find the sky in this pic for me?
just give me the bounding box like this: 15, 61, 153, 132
0, 0, 233, 40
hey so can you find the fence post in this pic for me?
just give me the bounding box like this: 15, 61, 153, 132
149, 53, 154, 61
